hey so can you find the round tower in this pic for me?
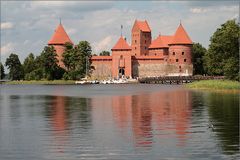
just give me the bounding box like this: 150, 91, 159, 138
48, 22, 73, 68
168, 23, 193, 76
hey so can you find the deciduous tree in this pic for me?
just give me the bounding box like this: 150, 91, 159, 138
204, 19, 239, 80
62, 41, 92, 80
99, 50, 110, 56
5, 53, 24, 80
192, 43, 207, 75
0, 62, 5, 79
40, 46, 64, 80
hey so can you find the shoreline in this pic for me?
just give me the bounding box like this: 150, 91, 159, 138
2, 79, 240, 91
1, 80, 76, 85
185, 80, 240, 91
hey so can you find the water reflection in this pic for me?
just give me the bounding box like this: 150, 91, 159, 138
109, 90, 192, 148
0, 85, 239, 159
206, 92, 239, 155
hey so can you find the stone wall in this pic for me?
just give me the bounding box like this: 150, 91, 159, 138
90, 57, 112, 79
132, 59, 193, 78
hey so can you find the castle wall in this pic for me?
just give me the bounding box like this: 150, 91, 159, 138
90, 56, 112, 79
148, 48, 169, 57
132, 57, 193, 78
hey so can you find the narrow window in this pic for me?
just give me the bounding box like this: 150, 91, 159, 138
155, 53, 157, 56
184, 59, 186, 62
145, 40, 147, 44
145, 46, 147, 50
176, 59, 178, 62
173, 52, 175, 55
182, 52, 184, 55
135, 47, 137, 50
135, 40, 137, 43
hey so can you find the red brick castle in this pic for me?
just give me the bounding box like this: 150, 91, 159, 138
48, 20, 193, 79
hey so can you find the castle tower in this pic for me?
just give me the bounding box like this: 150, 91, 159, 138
111, 36, 132, 78
131, 20, 152, 56
168, 23, 193, 75
48, 22, 73, 68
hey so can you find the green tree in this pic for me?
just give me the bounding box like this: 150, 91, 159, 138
40, 46, 64, 80
192, 43, 207, 75
99, 50, 110, 56
204, 19, 239, 80
5, 53, 24, 80
76, 41, 92, 77
62, 42, 74, 71
23, 53, 36, 80
0, 62, 5, 79
62, 41, 92, 80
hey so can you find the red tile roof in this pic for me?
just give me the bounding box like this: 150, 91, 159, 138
149, 35, 172, 49
161, 35, 174, 45
171, 23, 192, 45
48, 23, 73, 45
111, 37, 131, 51
136, 20, 151, 32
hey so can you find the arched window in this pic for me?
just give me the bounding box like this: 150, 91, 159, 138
184, 59, 187, 62
173, 52, 175, 55
176, 59, 178, 62
182, 52, 184, 55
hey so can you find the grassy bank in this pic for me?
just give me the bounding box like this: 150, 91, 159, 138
3, 80, 76, 85
186, 80, 240, 90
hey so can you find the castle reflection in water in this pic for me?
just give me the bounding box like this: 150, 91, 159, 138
49, 89, 192, 148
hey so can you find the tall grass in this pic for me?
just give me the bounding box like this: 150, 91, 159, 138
186, 80, 240, 90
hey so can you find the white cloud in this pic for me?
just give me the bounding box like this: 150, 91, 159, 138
190, 8, 208, 14
1, 22, 13, 29
0, 43, 15, 55
66, 28, 77, 36
23, 40, 29, 45
30, 1, 76, 8
93, 36, 113, 54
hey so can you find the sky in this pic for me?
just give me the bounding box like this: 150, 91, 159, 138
0, 1, 239, 67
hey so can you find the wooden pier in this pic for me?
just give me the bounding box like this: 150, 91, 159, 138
138, 76, 225, 84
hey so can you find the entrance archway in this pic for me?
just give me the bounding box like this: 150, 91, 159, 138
119, 68, 125, 77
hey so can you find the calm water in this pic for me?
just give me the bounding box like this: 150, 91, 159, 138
0, 84, 239, 160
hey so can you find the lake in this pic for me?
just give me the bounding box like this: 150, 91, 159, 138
0, 84, 239, 160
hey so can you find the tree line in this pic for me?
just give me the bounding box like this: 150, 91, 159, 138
192, 19, 239, 81
0, 41, 110, 81
0, 19, 239, 81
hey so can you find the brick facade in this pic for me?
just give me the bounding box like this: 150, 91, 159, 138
48, 20, 193, 79
91, 20, 193, 79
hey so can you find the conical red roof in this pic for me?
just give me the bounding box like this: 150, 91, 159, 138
111, 36, 131, 51
48, 23, 73, 45
149, 35, 169, 49
171, 23, 192, 45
